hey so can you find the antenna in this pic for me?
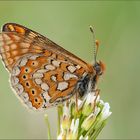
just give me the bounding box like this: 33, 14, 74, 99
89, 26, 99, 64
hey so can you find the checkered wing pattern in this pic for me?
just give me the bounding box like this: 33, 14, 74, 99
0, 23, 94, 110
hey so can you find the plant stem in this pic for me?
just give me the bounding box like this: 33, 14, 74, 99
44, 114, 51, 139
57, 105, 63, 135
90, 121, 106, 140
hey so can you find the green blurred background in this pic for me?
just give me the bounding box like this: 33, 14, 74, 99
0, 1, 140, 139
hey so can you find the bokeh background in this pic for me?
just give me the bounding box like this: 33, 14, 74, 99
0, 1, 140, 139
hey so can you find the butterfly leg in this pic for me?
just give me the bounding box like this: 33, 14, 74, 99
75, 91, 79, 113
93, 89, 100, 112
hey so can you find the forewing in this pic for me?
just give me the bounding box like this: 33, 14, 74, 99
0, 32, 44, 71
2, 23, 93, 72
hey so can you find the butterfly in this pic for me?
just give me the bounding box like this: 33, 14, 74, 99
0, 23, 105, 110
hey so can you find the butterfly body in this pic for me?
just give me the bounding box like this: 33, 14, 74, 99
0, 23, 104, 110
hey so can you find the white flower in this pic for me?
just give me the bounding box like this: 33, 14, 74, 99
82, 92, 100, 116
66, 119, 79, 139
100, 102, 112, 121
56, 91, 112, 140
72, 119, 79, 134
94, 106, 101, 116
85, 92, 97, 105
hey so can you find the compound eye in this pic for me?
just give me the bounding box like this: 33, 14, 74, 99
95, 65, 101, 74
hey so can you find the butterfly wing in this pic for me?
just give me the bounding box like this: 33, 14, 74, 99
2, 23, 93, 72
0, 32, 44, 71
0, 23, 94, 110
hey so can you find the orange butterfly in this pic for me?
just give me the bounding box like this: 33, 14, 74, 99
0, 23, 105, 110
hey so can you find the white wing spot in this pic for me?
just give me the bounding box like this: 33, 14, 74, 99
33, 73, 43, 78
12, 66, 20, 76
11, 76, 19, 86
76, 65, 81, 69
20, 92, 29, 102
42, 91, 51, 102
52, 60, 60, 67
14, 84, 24, 94
41, 83, 49, 91
51, 75, 57, 82
67, 65, 76, 73
45, 64, 55, 70
64, 73, 78, 80
25, 101, 34, 109
36, 69, 47, 73
29, 55, 40, 60
35, 78, 42, 85
57, 82, 68, 91
19, 57, 28, 67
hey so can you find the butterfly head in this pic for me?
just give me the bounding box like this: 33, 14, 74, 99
93, 60, 105, 76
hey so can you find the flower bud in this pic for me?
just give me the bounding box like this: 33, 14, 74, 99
82, 92, 99, 116
81, 113, 96, 131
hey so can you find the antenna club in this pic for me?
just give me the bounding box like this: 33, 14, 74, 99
89, 26, 94, 33
95, 40, 100, 47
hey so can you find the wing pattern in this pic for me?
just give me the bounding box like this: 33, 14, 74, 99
0, 23, 94, 110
